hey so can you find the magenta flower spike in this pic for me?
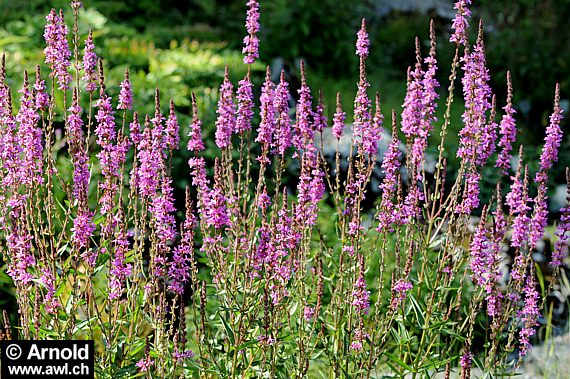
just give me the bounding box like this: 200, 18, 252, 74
401, 41, 426, 144
203, 160, 230, 229
450, 0, 472, 46
376, 112, 402, 232
5, 198, 36, 285
292, 61, 314, 153
352, 272, 370, 314
44, 9, 72, 90
236, 75, 254, 134
137, 115, 163, 198
242, 0, 260, 65
255, 67, 276, 151
67, 88, 90, 201
496, 72, 517, 173
273, 70, 292, 155
39, 267, 61, 314
130, 112, 142, 146
332, 92, 346, 139
457, 169, 481, 215
168, 191, 197, 295
215, 67, 236, 149
34, 65, 49, 109
389, 279, 413, 311
468, 207, 492, 288
16, 71, 43, 186
149, 174, 177, 276
518, 269, 540, 357
117, 68, 132, 110
188, 93, 205, 152
165, 99, 180, 150
536, 84, 564, 184
108, 219, 132, 300
353, 66, 374, 155
356, 18, 370, 59
457, 22, 493, 165
83, 30, 98, 92
506, 161, 531, 249
313, 90, 327, 133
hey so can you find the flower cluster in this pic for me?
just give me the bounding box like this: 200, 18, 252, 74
242, 0, 260, 64
82, 30, 98, 92
495, 72, 517, 173
450, 0, 472, 46
44, 9, 71, 90
215, 68, 236, 149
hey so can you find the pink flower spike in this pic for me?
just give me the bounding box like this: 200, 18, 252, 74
356, 19, 370, 58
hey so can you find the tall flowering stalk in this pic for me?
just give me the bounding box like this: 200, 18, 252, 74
117, 68, 132, 110
450, 0, 472, 46
215, 67, 236, 149
255, 67, 276, 158
94, 62, 124, 241
82, 30, 98, 92
16, 72, 43, 186
377, 112, 402, 232
168, 189, 196, 295
332, 93, 346, 139
44, 9, 71, 90
68, 89, 95, 253
187, 93, 205, 152
273, 70, 292, 156
518, 267, 540, 357
292, 62, 314, 153
457, 22, 494, 165
506, 157, 531, 250
529, 85, 564, 249
456, 23, 495, 215
401, 27, 439, 221
242, 0, 260, 65
165, 99, 180, 150
353, 19, 381, 157
496, 71, 517, 173
108, 209, 132, 300
236, 75, 254, 134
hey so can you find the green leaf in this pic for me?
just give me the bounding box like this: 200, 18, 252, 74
385, 352, 414, 372
219, 312, 235, 345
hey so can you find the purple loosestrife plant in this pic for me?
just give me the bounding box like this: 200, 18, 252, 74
2, 2, 568, 378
